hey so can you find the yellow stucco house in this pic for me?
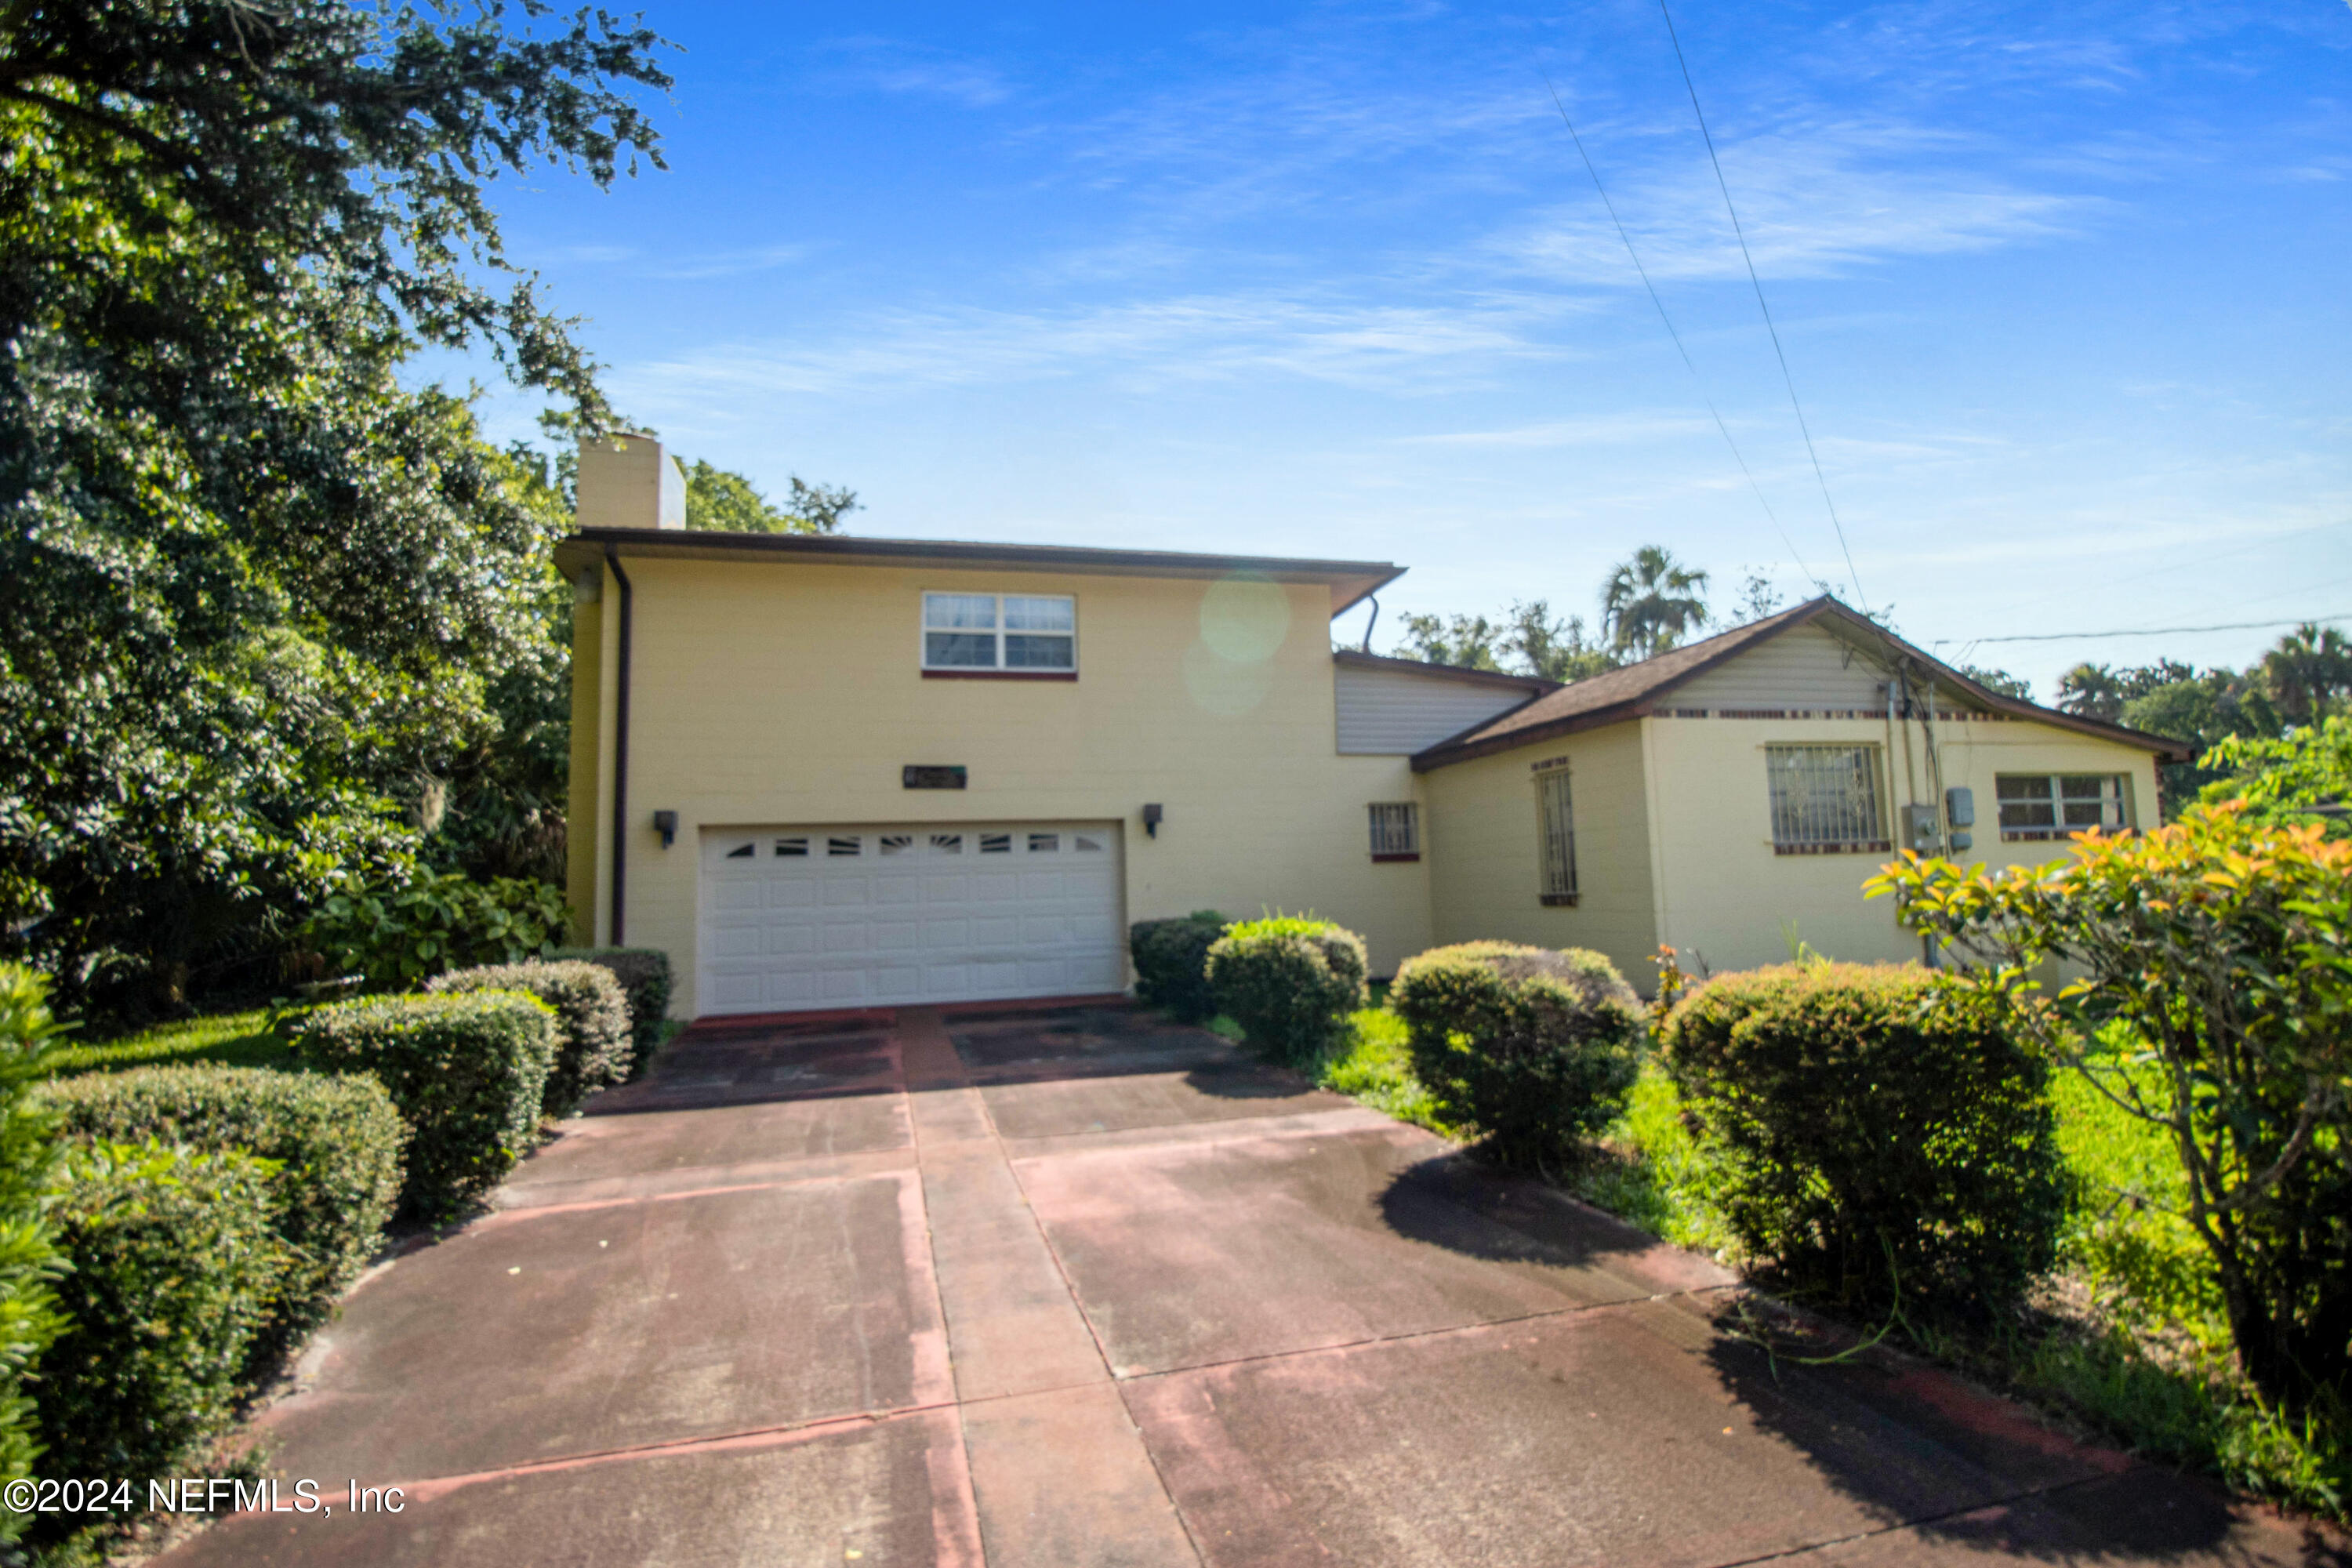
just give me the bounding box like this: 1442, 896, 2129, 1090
554, 436, 2187, 1022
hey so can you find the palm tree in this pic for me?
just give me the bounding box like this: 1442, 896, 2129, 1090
2260, 623, 2352, 725
1601, 546, 1711, 660
2056, 663, 2125, 722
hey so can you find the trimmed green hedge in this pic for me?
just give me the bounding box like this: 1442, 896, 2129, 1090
1206, 916, 1368, 1063
34, 1142, 285, 1500
295, 993, 556, 1222
0, 968, 67, 1543
1661, 962, 2066, 1318
550, 946, 673, 1076
1129, 912, 1227, 1023
1390, 942, 1644, 1163
42, 1065, 406, 1377
428, 960, 630, 1115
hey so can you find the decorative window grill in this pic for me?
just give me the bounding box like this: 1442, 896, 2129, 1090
930, 833, 964, 853
1766, 746, 1889, 854
921, 593, 1076, 672
724, 842, 755, 860
827, 836, 862, 857
1536, 767, 1577, 904
979, 833, 1011, 854
1997, 774, 2127, 840
774, 837, 808, 857
1367, 804, 1419, 860
879, 834, 913, 855
1074, 835, 1104, 852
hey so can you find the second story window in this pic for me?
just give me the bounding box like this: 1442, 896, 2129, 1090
923, 593, 1076, 673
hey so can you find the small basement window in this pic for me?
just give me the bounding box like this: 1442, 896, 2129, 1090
1535, 766, 1577, 904
1998, 774, 2128, 840
1766, 745, 1889, 855
922, 593, 1076, 673
1368, 803, 1419, 861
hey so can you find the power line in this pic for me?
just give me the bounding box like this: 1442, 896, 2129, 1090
1535, 67, 1825, 595
1934, 612, 2352, 648
1656, 0, 1867, 612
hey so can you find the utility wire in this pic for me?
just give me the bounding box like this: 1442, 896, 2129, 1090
1656, 0, 1867, 612
1536, 68, 1825, 595
1934, 612, 2352, 647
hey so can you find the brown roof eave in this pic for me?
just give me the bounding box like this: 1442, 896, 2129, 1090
1412, 696, 1653, 771
553, 528, 1406, 620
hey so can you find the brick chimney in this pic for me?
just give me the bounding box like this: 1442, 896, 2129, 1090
575, 433, 687, 531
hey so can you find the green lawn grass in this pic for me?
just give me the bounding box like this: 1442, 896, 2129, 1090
45, 1008, 299, 1078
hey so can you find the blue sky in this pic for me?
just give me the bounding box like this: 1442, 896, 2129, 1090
458, 0, 2352, 698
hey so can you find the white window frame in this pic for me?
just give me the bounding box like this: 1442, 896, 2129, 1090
1996, 773, 2129, 841
1368, 803, 1419, 860
1535, 764, 1577, 906
1766, 743, 1889, 855
920, 591, 1078, 673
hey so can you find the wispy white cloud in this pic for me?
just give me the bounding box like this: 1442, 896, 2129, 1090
1491, 122, 2088, 285
1399, 413, 1715, 448
807, 36, 1012, 107
652, 244, 812, 281
617, 291, 1587, 406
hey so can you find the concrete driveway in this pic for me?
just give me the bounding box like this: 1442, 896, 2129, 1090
165, 1003, 2345, 1566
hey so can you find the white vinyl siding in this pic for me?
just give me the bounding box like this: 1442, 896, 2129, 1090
1672, 625, 1895, 713
1334, 662, 1540, 754
1998, 774, 2128, 840
1536, 766, 1577, 905
1766, 744, 1889, 855
923, 593, 1076, 672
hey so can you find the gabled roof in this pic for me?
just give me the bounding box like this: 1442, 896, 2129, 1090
1330, 648, 1562, 695
1411, 597, 2197, 770
553, 528, 1406, 619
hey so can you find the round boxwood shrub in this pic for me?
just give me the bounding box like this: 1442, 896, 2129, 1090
35, 1141, 285, 1500
1205, 916, 1367, 1063
1389, 942, 1644, 1163
1660, 961, 2066, 1319
549, 946, 674, 1077
294, 993, 557, 1223
428, 960, 630, 1116
42, 1065, 407, 1378
1129, 912, 1228, 1023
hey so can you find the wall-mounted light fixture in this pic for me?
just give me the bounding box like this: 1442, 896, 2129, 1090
1142, 803, 1164, 839
652, 810, 678, 849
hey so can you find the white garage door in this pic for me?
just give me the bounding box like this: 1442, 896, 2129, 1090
698, 823, 1125, 1016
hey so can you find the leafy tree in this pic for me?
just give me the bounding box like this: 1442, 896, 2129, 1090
1394, 612, 1504, 671
1873, 806, 2352, 1416
1602, 546, 1710, 659
2124, 672, 2282, 820
1956, 664, 2032, 701
1392, 601, 1618, 682
0, 966, 69, 1539
684, 460, 858, 535
2199, 714, 2352, 836
2259, 623, 2352, 726
1501, 601, 1617, 682
0, 1, 671, 1012
2055, 663, 2127, 721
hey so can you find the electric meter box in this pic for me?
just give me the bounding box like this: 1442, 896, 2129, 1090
1945, 786, 1976, 828
1901, 803, 1940, 853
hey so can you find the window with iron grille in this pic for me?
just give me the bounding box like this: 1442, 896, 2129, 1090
1766, 745, 1889, 855
1536, 767, 1577, 904
1997, 774, 2128, 840
1368, 803, 1419, 861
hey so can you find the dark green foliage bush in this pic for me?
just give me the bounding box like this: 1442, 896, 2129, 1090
0, 968, 68, 1542
299, 869, 570, 989
1661, 962, 2066, 1319
294, 993, 556, 1221
35, 1141, 285, 1498
428, 960, 630, 1115
1205, 916, 1368, 1063
1128, 912, 1228, 1023
550, 946, 674, 1076
1390, 942, 1644, 1163
42, 1065, 406, 1377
